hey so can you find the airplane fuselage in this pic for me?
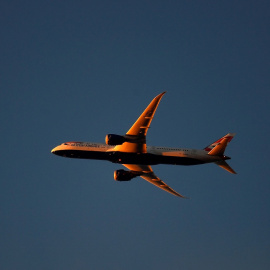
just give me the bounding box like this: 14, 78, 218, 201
51, 141, 228, 166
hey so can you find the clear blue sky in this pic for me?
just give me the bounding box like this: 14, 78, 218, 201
1, 1, 269, 269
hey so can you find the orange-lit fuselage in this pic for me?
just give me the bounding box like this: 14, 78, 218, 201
51, 142, 226, 166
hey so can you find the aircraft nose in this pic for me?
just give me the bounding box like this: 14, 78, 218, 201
51, 147, 57, 154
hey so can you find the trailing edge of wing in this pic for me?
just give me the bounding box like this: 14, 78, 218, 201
122, 164, 188, 198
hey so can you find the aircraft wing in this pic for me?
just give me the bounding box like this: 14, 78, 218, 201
126, 92, 166, 137
122, 164, 187, 198
113, 92, 166, 153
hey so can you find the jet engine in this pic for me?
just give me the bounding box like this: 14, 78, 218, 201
114, 169, 138, 181
105, 134, 126, 145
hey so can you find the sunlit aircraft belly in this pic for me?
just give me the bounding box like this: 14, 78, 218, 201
51, 142, 213, 165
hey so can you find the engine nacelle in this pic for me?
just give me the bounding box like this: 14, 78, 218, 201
114, 169, 137, 181
105, 134, 126, 145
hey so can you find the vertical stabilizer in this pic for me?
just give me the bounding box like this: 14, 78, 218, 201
204, 133, 236, 156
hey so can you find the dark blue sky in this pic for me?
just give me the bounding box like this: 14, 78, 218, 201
1, 1, 269, 269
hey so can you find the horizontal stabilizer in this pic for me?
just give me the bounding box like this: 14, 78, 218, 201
215, 161, 237, 174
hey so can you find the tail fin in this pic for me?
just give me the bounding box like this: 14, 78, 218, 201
204, 133, 236, 174
204, 133, 236, 156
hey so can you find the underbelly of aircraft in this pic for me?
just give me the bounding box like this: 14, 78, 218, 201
54, 150, 204, 165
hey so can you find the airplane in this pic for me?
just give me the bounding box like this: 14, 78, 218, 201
51, 92, 236, 198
